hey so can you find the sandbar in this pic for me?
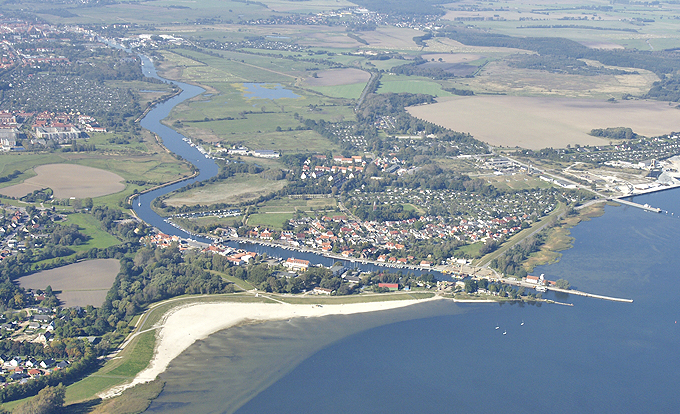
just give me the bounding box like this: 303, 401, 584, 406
99, 296, 440, 399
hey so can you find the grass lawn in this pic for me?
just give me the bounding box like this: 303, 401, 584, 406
62, 213, 121, 251
247, 212, 294, 229
210, 270, 255, 291
64, 330, 156, 404
456, 242, 484, 258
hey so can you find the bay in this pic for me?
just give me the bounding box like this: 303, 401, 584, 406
146, 189, 680, 413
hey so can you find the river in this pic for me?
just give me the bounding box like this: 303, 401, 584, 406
132, 54, 218, 243
132, 54, 442, 278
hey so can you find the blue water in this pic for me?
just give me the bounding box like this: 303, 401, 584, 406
147, 189, 680, 413
242, 83, 300, 100
132, 54, 219, 242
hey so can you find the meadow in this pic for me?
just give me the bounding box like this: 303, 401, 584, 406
164, 174, 288, 207
159, 50, 346, 152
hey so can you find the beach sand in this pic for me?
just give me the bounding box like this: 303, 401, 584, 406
99, 296, 440, 399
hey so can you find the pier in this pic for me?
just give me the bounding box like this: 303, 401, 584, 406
611, 198, 661, 213
545, 286, 633, 303
498, 278, 633, 303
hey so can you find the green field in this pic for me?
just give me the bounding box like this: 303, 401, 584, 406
308, 83, 367, 99
62, 213, 122, 251
247, 212, 294, 229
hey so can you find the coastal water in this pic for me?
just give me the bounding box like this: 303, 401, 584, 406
146, 189, 680, 413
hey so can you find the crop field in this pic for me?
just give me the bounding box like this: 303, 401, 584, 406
409, 96, 680, 150
16, 259, 120, 307
377, 76, 452, 97
164, 174, 288, 207
424, 37, 533, 55
303, 69, 370, 99
298, 30, 366, 48
308, 83, 368, 99
0, 164, 125, 199
357, 27, 423, 50
304, 69, 370, 87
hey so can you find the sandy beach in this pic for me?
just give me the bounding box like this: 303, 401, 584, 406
99, 296, 440, 399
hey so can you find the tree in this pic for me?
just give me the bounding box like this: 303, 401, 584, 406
13, 383, 66, 414
83, 197, 94, 210
555, 279, 571, 290
464, 279, 478, 293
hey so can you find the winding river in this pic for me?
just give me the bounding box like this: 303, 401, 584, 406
130, 53, 440, 278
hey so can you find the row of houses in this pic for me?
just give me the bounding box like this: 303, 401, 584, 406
280, 212, 526, 261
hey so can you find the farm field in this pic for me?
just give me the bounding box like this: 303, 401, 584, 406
16, 259, 120, 307
377, 75, 452, 97
164, 174, 288, 207
302, 68, 370, 99
357, 27, 423, 50
0, 164, 125, 199
408, 96, 680, 150
462, 60, 659, 99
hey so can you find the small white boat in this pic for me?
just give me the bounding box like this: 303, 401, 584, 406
521, 320, 524, 326
495, 325, 499, 330
503, 331, 507, 335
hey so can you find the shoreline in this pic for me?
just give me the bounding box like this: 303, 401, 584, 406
99, 295, 443, 399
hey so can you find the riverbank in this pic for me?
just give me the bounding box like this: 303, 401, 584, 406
99, 295, 442, 399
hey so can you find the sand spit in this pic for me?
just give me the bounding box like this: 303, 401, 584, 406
99, 297, 441, 399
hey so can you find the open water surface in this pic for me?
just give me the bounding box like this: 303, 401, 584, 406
146, 189, 680, 413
